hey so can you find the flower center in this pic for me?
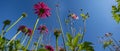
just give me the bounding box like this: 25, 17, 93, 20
47, 47, 52, 50
41, 27, 46, 30
39, 8, 45, 14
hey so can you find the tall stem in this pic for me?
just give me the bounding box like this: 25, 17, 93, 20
21, 34, 28, 45
0, 30, 5, 38
56, 7, 66, 51
26, 18, 40, 49
2, 16, 23, 36
0, 25, 6, 38
80, 20, 86, 43
19, 33, 24, 41
7, 31, 21, 45
6, 16, 23, 32
56, 37, 58, 51
35, 34, 43, 51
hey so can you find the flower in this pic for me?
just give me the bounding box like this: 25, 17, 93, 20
26, 28, 33, 36
69, 13, 79, 20
38, 25, 48, 34
45, 45, 54, 51
22, 12, 27, 17
105, 33, 112, 37
18, 25, 28, 33
34, 2, 51, 18
54, 29, 61, 37
3, 20, 11, 26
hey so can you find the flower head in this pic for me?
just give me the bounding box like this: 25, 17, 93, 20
22, 12, 27, 17
26, 28, 33, 36
105, 33, 112, 37
18, 25, 28, 33
3, 20, 11, 26
38, 25, 48, 34
34, 2, 51, 18
54, 29, 61, 37
45, 45, 54, 51
69, 13, 79, 20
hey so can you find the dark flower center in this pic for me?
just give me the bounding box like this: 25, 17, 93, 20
41, 27, 46, 30
47, 47, 52, 50
39, 8, 45, 14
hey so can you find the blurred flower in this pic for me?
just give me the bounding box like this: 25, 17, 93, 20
38, 25, 48, 34
105, 33, 112, 37
2, 19, 11, 30
69, 13, 79, 20
22, 12, 27, 17
45, 45, 54, 51
54, 29, 61, 37
26, 28, 33, 36
3, 20, 11, 26
59, 47, 65, 51
18, 25, 28, 33
34, 2, 51, 18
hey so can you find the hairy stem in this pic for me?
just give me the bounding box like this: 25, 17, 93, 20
56, 6, 66, 51
7, 31, 21, 45
26, 18, 40, 49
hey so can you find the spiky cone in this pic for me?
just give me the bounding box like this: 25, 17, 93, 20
1, 12, 27, 37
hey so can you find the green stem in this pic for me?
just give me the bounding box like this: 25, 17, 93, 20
35, 34, 43, 51
56, 37, 58, 51
0, 25, 6, 38
26, 18, 40, 49
2, 25, 6, 30
7, 31, 21, 45
2, 16, 23, 36
80, 20, 86, 43
21, 34, 28, 45
0, 30, 5, 38
6, 16, 23, 32
19, 33, 25, 41
56, 7, 66, 51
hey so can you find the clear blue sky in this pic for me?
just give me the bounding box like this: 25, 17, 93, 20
0, 0, 119, 51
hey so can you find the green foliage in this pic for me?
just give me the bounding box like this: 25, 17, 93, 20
78, 41, 94, 51
38, 48, 49, 51
66, 33, 94, 51
66, 33, 82, 50
112, 0, 120, 23
80, 13, 89, 21
103, 40, 113, 49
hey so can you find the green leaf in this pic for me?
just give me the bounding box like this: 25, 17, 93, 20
66, 33, 72, 42
78, 41, 94, 51
72, 33, 81, 47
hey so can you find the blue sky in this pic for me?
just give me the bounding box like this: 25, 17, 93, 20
0, 0, 119, 51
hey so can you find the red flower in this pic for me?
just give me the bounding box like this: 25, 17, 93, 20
18, 25, 28, 33
45, 45, 54, 51
26, 28, 33, 36
38, 25, 48, 34
34, 2, 51, 18
69, 13, 79, 20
